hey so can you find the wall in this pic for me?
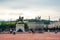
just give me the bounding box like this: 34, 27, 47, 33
48, 21, 60, 28
16, 24, 25, 32
28, 22, 45, 29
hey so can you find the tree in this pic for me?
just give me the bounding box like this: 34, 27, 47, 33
24, 23, 29, 32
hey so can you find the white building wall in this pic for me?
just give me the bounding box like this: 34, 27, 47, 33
48, 21, 60, 28
16, 24, 25, 32
28, 22, 45, 29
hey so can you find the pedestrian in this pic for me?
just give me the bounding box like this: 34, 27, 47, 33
30, 29, 35, 33
10, 29, 12, 34
13, 30, 16, 35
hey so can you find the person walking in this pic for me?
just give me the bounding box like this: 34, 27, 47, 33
10, 29, 13, 34
13, 30, 16, 35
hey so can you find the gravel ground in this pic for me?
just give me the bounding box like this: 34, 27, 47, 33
0, 32, 60, 40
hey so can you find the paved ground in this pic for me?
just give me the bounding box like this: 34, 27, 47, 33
0, 32, 60, 40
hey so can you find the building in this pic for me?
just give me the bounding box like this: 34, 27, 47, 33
16, 16, 60, 32
16, 16, 46, 32
48, 21, 60, 28
16, 24, 25, 32
28, 22, 45, 30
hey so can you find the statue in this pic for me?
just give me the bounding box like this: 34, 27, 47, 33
17, 16, 24, 22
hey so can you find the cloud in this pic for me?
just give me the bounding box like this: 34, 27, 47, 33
0, 0, 60, 20
0, 0, 60, 9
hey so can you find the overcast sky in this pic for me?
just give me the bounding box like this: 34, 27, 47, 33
0, 0, 60, 21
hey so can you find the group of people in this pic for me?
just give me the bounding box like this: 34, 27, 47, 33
10, 28, 16, 35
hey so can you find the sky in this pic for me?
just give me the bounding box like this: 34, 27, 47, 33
0, 0, 60, 21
